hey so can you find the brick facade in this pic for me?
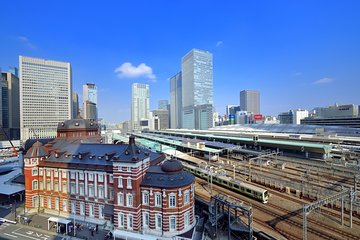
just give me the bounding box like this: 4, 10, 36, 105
24, 119, 195, 239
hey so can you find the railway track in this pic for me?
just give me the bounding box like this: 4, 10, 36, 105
218, 156, 354, 191
195, 181, 298, 240
195, 177, 360, 240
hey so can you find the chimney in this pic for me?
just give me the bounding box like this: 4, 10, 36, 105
129, 135, 135, 145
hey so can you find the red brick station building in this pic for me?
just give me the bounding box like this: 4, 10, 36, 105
24, 119, 196, 239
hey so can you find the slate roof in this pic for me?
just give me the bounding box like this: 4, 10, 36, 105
57, 118, 99, 131
25, 141, 48, 158
141, 159, 194, 188
45, 143, 159, 165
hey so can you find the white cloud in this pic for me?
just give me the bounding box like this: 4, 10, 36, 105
114, 62, 156, 81
216, 41, 223, 47
292, 72, 302, 77
313, 77, 333, 85
18, 36, 36, 49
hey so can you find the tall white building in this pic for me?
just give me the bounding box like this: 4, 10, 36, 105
83, 83, 97, 119
293, 109, 309, 124
131, 83, 149, 131
19, 56, 72, 140
181, 49, 213, 130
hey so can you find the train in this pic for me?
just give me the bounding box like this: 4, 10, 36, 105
183, 162, 269, 203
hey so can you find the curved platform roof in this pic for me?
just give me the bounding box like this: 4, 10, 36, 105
154, 130, 332, 154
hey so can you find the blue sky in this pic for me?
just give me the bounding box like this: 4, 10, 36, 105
1, 0, 359, 123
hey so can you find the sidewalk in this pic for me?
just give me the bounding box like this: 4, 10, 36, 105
1, 205, 109, 240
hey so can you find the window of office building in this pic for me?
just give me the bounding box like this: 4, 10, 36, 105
79, 184, 84, 196
80, 202, 85, 215
99, 187, 104, 199
184, 191, 190, 204
143, 212, 149, 228
127, 178, 132, 189
63, 200, 67, 212
155, 193, 162, 207
126, 193, 133, 207
169, 194, 176, 208
47, 197, 51, 209
89, 204, 94, 217
98, 174, 104, 182
118, 192, 124, 206
184, 211, 190, 227
142, 192, 149, 205
89, 185, 94, 197
127, 214, 133, 229
32, 180, 38, 190
118, 213, 124, 227
99, 205, 104, 219
118, 177, 123, 188
169, 216, 176, 231
155, 214, 162, 230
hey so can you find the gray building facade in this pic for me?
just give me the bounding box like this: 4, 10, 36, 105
152, 109, 169, 130
240, 90, 260, 114
72, 92, 79, 119
1, 71, 20, 140
84, 101, 97, 120
170, 72, 182, 129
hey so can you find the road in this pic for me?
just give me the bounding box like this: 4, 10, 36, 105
0, 222, 67, 240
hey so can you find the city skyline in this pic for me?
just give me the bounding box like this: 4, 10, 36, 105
1, 1, 359, 123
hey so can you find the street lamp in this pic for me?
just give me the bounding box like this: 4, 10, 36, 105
12, 192, 24, 222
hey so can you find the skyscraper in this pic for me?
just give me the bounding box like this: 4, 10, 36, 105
131, 83, 149, 131
8, 66, 19, 77
83, 83, 97, 119
240, 90, 260, 114
170, 72, 182, 129
181, 49, 213, 129
152, 109, 169, 130
1, 71, 20, 140
72, 92, 79, 118
158, 100, 168, 110
19, 56, 72, 140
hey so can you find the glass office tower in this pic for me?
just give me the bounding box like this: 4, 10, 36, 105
181, 49, 213, 129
